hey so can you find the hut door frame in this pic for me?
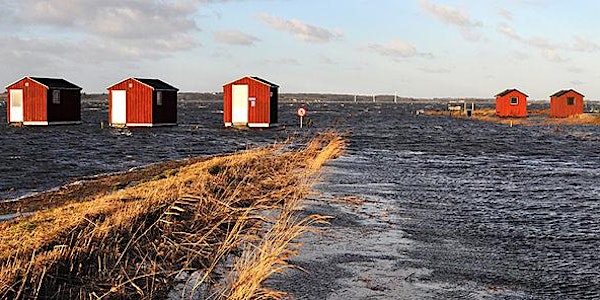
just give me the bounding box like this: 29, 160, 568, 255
111, 90, 127, 124
9, 89, 24, 122
232, 85, 249, 125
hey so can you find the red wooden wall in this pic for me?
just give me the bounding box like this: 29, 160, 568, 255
223, 77, 272, 125
108, 78, 153, 124
550, 91, 584, 118
496, 90, 527, 117
6, 78, 48, 122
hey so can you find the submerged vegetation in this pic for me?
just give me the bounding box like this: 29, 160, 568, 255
0, 133, 345, 299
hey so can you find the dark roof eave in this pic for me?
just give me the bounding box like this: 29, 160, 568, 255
550, 89, 584, 98
495, 89, 528, 97
154, 88, 179, 91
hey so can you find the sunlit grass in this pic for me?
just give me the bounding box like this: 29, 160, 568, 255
0, 132, 345, 299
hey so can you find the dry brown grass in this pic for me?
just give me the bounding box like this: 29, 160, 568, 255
0, 133, 345, 299
542, 114, 600, 126
425, 108, 600, 126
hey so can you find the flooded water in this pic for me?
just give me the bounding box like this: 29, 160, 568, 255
0, 99, 319, 200
306, 103, 600, 299
2, 99, 600, 298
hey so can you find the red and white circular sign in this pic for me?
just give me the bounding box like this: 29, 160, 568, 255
296, 106, 307, 117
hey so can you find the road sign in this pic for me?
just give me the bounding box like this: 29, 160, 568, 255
297, 106, 307, 128
297, 106, 307, 117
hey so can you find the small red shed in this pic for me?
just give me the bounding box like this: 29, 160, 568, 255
223, 76, 279, 127
5, 77, 82, 125
550, 89, 584, 118
107, 77, 178, 127
495, 89, 528, 118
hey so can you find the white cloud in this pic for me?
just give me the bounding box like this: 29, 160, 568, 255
571, 80, 584, 86
496, 8, 513, 20
572, 35, 600, 52
567, 66, 584, 74
511, 51, 530, 61
498, 24, 521, 41
318, 55, 338, 65
369, 40, 418, 58
213, 30, 261, 46
418, 66, 452, 74
258, 13, 342, 43
542, 49, 566, 63
263, 57, 301, 66
498, 24, 567, 62
1, 0, 202, 59
419, 0, 483, 41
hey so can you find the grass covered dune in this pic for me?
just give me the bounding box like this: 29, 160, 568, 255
0, 133, 344, 299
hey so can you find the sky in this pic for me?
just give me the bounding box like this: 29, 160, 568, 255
2, 0, 600, 99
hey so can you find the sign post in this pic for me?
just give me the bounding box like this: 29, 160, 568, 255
296, 106, 307, 128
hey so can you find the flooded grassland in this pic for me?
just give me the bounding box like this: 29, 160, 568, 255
1, 99, 600, 299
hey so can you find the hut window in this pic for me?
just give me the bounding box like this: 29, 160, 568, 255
156, 92, 163, 106
52, 90, 61, 104
25, 82, 29, 87
567, 97, 575, 105
510, 97, 518, 106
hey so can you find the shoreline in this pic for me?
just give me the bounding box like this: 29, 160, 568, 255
424, 108, 600, 126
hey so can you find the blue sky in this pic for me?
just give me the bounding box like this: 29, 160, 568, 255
1, 0, 600, 99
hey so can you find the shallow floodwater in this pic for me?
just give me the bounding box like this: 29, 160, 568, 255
2, 100, 600, 299
289, 103, 600, 299
0, 99, 317, 200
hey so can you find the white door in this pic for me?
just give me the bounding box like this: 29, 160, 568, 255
111, 90, 127, 124
232, 85, 248, 125
9, 89, 23, 122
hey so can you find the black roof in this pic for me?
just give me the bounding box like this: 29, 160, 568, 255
251, 76, 279, 88
135, 78, 178, 91
30, 77, 81, 90
495, 88, 528, 97
550, 89, 584, 98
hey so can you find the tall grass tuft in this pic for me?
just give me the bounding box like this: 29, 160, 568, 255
0, 133, 345, 299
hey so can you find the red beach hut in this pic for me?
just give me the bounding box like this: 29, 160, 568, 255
550, 89, 584, 118
5, 77, 82, 125
495, 89, 528, 118
107, 77, 178, 127
223, 76, 279, 127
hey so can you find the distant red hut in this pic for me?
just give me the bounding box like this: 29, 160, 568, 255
223, 76, 279, 127
495, 89, 528, 118
550, 89, 584, 118
5, 77, 82, 125
107, 77, 178, 127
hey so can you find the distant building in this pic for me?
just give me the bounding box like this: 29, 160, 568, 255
550, 89, 584, 118
223, 76, 279, 127
107, 77, 178, 127
5, 77, 82, 125
495, 89, 528, 117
